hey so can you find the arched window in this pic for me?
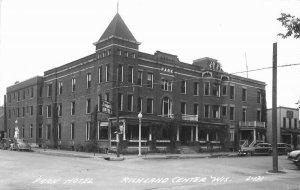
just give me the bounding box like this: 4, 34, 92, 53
161, 97, 172, 117
203, 72, 212, 78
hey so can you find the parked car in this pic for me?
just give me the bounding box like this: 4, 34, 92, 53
0, 138, 13, 150
241, 143, 272, 156
277, 143, 292, 155
10, 139, 31, 151
288, 150, 300, 163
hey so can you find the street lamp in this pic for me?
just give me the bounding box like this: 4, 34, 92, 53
138, 112, 143, 157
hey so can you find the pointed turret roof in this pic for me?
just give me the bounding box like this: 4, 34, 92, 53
98, 13, 137, 43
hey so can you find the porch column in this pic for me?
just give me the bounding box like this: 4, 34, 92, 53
191, 127, 194, 142
253, 129, 256, 142
195, 126, 199, 141
206, 133, 209, 141
177, 126, 179, 141
149, 127, 152, 141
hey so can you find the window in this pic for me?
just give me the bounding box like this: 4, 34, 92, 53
105, 93, 109, 101
8, 94, 11, 103
30, 106, 33, 116
39, 105, 43, 115
289, 118, 292, 129
71, 123, 75, 140
39, 86, 43, 97
86, 99, 91, 114
204, 105, 210, 118
242, 88, 247, 101
194, 104, 199, 115
229, 106, 235, 121
58, 103, 62, 117
138, 71, 142, 86
58, 82, 63, 95
30, 124, 33, 138
138, 97, 142, 112
21, 125, 25, 138
294, 118, 298, 129
194, 82, 199, 96
118, 65, 123, 82
118, 93, 123, 111
222, 85, 227, 95
132, 53, 136, 59
128, 66, 133, 83
86, 73, 91, 88
128, 95, 133, 112
46, 124, 51, 140
283, 117, 286, 128
204, 82, 210, 96
98, 122, 108, 140
212, 84, 220, 96
38, 124, 42, 139
97, 94, 102, 111
17, 91, 20, 101
8, 110, 11, 118
58, 124, 61, 140
222, 106, 227, 117
47, 84, 52, 97
22, 90, 25, 100
147, 99, 153, 114
106, 65, 110, 82
86, 122, 91, 141
181, 102, 186, 115
72, 78, 76, 92
242, 108, 247, 122
229, 86, 235, 100
71, 101, 75, 115
256, 110, 261, 122
17, 108, 20, 117
47, 105, 52, 118
147, 73, 153, 88
98, 66, 103, 83
257, 91, 261, 104
30, 87, 34, 98
212, 105, 220, 119
180, 80, 186, 94
22, 107, 25, 117
161, 79, 172, 91
117, 49, 121, 55
162, 97, 172, 116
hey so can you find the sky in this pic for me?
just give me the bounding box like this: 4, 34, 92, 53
0, 0, 300, 109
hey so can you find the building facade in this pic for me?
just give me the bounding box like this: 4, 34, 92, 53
267, 107, 300, 149
5, 13, 267, 151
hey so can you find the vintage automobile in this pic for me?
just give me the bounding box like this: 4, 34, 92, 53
0, 138, 13, 150
288, 150, 300, 163
10, 139, 31, 151
241, 143, 272, 156
277, 143, 292, 155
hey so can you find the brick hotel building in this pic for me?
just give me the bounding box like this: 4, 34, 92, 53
5, 13, 267, 151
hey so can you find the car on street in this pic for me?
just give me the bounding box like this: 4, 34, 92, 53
277, 143, 292, 155
241, 143, 272, 156
10, 139, 31, 151
288, 150, 300, 163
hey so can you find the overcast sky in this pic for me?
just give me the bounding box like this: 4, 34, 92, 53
0, 0, 300, 109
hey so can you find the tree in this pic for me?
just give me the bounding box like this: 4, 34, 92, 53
277, 13, 300, 39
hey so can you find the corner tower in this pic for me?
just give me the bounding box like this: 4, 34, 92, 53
94, 13, 140, 51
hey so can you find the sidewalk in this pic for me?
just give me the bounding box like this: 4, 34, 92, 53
32, 147, 239, 160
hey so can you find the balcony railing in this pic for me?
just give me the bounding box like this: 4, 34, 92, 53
182, 114, 198, 121
239, 121, 265, 128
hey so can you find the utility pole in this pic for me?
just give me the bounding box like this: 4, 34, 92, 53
272, 42, 278, 172
4, 95, 7, 138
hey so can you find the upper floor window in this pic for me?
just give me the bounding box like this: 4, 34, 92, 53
221, 106, 227, 117
194, 104, 199, 115
162, 97, 172, 116
229, 106, 235, 121
30, 87, 34, 98
294, 118, 297, 129
204, 105, 210, 118
58, 103, 62, 117
58, 82, 63, 95
71, 123, 75, 140
105, 93, 109, 101
242, 88, 247, 101
204, 82, 210, 96
39, 105, 43, 115
47, 105, 52, 118
147, 98, 153, 114
47, 84, 52, 97
138, 97, 142, 113
283, 117, 286, 128
86, 99, 91, 114
128, 94, 133, 112
257, 91, 261, 104
161, 79, 172, 91
98, 66, 103, 83
180, 80, 186, 94
194, 82, 199, 96
86, 122, 91, 141
58, 124, 61, 140
86, 73, 92, 88
39, 87, 43, 97
118, 93, 123, 111
257, 110, 261, 122
30, 106, 33, 116
229, 86, 235, 100
242, 107, 247, 122
128, 66, 133, 83
212, 83, 220, 96
181, 102, 186, 115
71, 101, 75, 115
222, 85, 227, 96
106, 65, 110, 82
147, 73, 153, 88
22, 90, 25, 100
72, 78, 76, 92
212, 105, 220, 119
138, 71, 142, 86
118, 65, 123, 82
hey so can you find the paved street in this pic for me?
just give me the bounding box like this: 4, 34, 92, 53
0, 149, 299, 190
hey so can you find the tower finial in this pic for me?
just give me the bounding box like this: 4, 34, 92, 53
117, 0, 119, 13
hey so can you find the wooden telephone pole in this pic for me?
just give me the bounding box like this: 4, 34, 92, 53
272, 42, 278, 172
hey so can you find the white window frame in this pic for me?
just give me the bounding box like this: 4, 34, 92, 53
58, 103, 62, 117
86, 99, 91, 114
58, 81, 63, 95
86, 73, 92, 88
98, 66, 102, 83
138, 70, 143, 86
204, 82, 210, 96
47, 105, 51, 118
119, 94, 123, 111
71, 78, 76, 92
71, 101, 75, 115
106, 65, 109, 82
86, 122, 90, 141
128, 66, 133, 83
204, 104, 210, 118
